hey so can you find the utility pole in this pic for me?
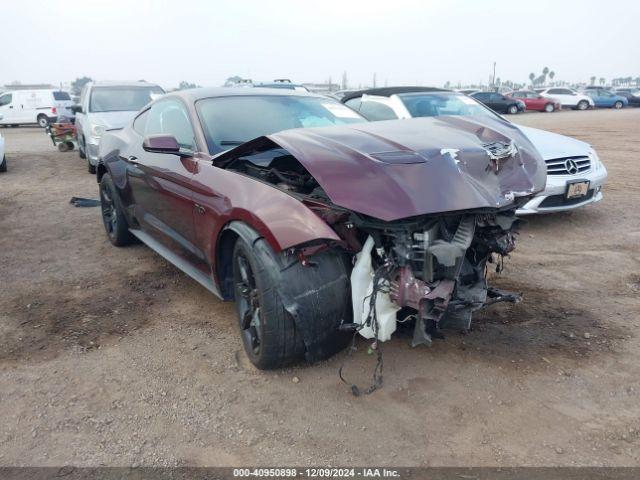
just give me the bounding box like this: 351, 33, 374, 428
373, 73, 377, 88
492, 62, 497, 90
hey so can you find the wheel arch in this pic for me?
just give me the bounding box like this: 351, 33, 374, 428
216, 219, 352, 362
216, 221, 260, 301
96, 162, 108, 183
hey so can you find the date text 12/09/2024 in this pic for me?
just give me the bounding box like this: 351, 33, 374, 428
233, 468, 401, 478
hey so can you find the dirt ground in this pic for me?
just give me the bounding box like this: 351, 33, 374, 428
0, 109, 639, 467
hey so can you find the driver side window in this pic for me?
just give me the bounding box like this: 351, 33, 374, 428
0, 94, 12, 107
145, 100, 195, 150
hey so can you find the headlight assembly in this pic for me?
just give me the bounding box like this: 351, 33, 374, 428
91, 124, 105, 138
589, 148, 602, 171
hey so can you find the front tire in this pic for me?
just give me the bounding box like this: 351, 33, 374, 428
232, 237, 306, 369
99, 173, 134, 247
577, 100, 589, 110
37, 115, 50, 128
78, 137, 87, 159
613, 101, 623, 109
507, 104, 519, 114
88, 160, 96, 174
544, 103, 555, 113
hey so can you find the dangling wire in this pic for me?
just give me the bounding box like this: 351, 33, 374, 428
339, 262, 393, 396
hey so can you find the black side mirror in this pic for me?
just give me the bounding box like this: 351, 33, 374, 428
69, 105, 83, 114
143, 134, 191, 157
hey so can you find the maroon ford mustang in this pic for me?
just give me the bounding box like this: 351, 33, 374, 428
97, 88, 546, 369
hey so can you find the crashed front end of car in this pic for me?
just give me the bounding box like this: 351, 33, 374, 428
218, 115, 546, 351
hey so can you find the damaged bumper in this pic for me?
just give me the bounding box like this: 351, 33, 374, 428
348, 211, 522, 347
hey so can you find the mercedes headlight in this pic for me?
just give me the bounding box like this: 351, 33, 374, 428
589, 148, 603, 171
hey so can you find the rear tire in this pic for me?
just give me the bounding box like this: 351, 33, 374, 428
88, 161, 96, 174
577, 100, 589, 110
614, 101, 623, 109
507, 104, 519, 114
37, 115, 50, 128
99, 173, 134, 247
544, 103, 555, 113
0, 155, 6, 173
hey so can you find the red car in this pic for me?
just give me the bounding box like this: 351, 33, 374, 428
97, 88, 545, 370
510, 90, 561, 112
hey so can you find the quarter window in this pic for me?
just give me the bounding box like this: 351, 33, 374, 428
53, 91, 71, 101
145, 100, 195, 150
344, 98, 362, 111
358, 101, 398, 121
133, 109, 150, 135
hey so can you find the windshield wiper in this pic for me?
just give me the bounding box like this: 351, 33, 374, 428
220, 140, 244, 146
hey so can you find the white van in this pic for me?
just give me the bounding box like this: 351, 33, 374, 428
0, 89, 75, 127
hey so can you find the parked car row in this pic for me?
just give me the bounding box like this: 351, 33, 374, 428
459, 86, 639, 114
89, 85, 607, 369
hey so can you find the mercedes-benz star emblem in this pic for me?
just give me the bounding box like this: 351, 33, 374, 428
565, 159, 579, 175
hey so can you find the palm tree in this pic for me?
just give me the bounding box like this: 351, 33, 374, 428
542, 67, 549, 84
549, 71, 555, 85
590, 76, 596, 86
529, 72, 535, 85
599, 77, 606, 86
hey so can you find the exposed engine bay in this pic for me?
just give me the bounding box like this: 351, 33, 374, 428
228, 143, 524, 345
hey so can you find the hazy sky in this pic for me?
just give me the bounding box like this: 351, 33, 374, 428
1, 0, 638, 89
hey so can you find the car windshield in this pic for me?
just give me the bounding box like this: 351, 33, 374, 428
197, 95, 367, 153
398, 92, 500, 119
90, 86, 164, 113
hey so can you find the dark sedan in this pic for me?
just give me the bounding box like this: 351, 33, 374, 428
97, 88, 544, 371
614, 88, 640, 107
471, 91, 526, 114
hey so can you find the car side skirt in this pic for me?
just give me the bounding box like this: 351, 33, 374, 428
129, 228, 223, 299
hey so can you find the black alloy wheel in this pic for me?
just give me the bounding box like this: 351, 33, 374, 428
234, 252, 263, 358
100, 180, 118, 241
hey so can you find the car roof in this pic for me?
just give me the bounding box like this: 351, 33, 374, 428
341, 86, 450, 103
172, 87, 323, 102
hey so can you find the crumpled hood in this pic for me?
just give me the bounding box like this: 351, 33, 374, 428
517, 125, 590, 160
87, 111, 137, 130
265, 116, 546, 221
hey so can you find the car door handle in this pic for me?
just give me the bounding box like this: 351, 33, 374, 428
194, 203, 206, 215
127, 155, 139, 164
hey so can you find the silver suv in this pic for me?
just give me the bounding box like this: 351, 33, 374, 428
75, 81, 164, 173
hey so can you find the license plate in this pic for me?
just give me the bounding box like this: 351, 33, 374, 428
566, 181, 590, 199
